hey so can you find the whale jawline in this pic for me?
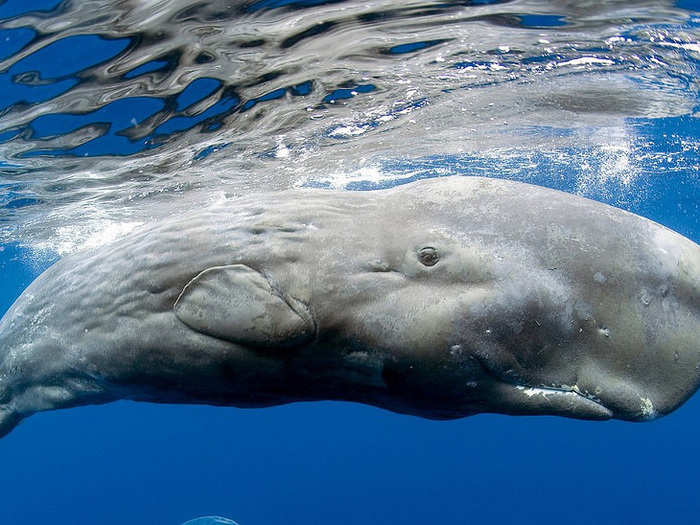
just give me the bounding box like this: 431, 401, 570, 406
508, 383, 614, 420
473, 355, 613, 420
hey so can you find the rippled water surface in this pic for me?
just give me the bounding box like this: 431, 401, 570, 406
0, 0, 698, 254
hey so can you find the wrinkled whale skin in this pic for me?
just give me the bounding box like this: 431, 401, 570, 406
1, 176, 698, 437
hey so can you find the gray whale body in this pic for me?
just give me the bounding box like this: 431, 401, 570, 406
1, 176, 699, 437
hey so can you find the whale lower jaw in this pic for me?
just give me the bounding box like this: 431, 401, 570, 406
482, 379, 614, 420
473, 355, 613, 420
505, 384, 614, 420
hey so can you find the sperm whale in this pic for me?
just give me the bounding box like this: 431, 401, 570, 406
1, 176, 698, 438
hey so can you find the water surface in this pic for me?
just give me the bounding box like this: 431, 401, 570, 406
0, 0, 697, 254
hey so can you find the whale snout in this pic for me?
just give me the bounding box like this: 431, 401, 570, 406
455, 218, 700, 423
580, 229, 700, 422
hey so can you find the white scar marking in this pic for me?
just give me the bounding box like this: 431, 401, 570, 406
516, 386, 578, 398
640, 397, 657, 419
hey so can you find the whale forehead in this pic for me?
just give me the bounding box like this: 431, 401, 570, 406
380, 178, 693, 280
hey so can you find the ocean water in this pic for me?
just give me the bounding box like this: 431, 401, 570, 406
0, 1, 698, 524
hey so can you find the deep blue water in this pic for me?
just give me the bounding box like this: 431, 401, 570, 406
1, 1, 699, 524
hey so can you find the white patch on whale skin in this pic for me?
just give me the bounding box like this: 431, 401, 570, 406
515, 384, 607, 408
639, 397, 657, 419
516, 385, 578, 399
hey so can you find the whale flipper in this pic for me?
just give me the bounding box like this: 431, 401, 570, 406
174, 264, 314, 348
0, 406, 21, 439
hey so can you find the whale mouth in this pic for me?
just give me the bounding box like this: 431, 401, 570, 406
502, 383, 613, 420
473, 355, 613, 420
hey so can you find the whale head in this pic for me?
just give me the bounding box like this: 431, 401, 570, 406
333, 177, 700, 421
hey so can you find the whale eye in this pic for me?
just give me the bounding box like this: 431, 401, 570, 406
418, 247, 439, 266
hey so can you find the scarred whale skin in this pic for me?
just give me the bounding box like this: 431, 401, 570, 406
0, 176, 699, 438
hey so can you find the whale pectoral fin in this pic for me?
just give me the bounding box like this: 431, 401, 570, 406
0, 406, 22, 439
174, 264, 314, 348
